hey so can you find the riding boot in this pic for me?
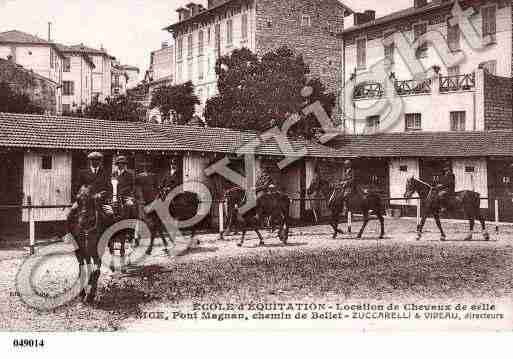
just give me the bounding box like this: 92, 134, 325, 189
86, 269, 101, 304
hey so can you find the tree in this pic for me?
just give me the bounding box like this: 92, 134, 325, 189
203, 46, 336, 137
74, 94, 145, 122
150, 81, 200, 125
0, 82, 44, 114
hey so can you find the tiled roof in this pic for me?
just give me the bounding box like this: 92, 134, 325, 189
65, 44, 115, 59
0, 30, 50, 44
329, 131, 513, 158
0, 113, 347, 159
341, 0, 454, 35
55, 43, 96, 69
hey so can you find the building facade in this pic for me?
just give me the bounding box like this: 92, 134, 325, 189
164, 0, 352, 117
335, 0, 513, 217
0, 30, 64, 114
120, 65, 141, 89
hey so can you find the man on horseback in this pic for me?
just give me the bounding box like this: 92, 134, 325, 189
159, 158, 181, 198
434, 165, 456, 213
255, 168, 277, 195
113, 156, 138, 218
332, 159, 356, 215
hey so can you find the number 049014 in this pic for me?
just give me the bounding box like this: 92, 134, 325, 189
12, 339, 45, 348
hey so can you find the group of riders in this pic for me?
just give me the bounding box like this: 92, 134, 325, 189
68, 151, 458, 236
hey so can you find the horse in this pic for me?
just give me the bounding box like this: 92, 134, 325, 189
222, 186, 290, 247
140, 187, 171, 256
403, 177, 489, 241
307, 175, 385, 239
66, 185, 106, 304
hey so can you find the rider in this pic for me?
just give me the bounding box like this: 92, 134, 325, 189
159, 158, 181, 198
332, 160, 356, 214
113, 155, 138, 218
135, 158, 159, 206
255, 167, 277, 194
435, 164, 456, 212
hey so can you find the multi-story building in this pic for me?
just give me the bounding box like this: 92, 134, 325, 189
333, 0, 513, 217
62, 44, 115, 102
164, 0, 353, 116
111, 62, 129, 96
119, 65, 140, 89
0, 30, 64, 114
55, 44, 96, 114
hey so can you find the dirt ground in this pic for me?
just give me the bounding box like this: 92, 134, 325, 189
0, 217, 512, 331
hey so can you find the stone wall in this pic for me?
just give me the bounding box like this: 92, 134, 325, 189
484, 71, 513, 130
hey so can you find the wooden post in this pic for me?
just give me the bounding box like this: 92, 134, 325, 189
218, 200, 224, 235
347, 211, 352, 233
28, 196, 35, 255
416, 198, 421, 226
495, 199, 499, 234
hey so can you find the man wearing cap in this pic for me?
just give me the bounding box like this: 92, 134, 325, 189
435, 164, 456, 212
114, 156, 136, 210
73, 152, 112, 198
255, 167, 277, 194
159, 159, 182, 195
135, 159, 159, 205
332, 159, 356, 214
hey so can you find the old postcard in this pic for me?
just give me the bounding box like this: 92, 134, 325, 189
0, 0, 513, 344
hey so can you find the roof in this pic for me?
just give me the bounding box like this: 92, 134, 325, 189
54, 43, 96, 69
0, 30, 65, 58
165, 0, 353, 32
0, 112, 347, 159
120, 65, 140, 72
64, 44, 115, 59
329, 131, 513, 158
341, 0, 455, 35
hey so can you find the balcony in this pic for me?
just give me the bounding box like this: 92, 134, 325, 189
439, 73, 476, 93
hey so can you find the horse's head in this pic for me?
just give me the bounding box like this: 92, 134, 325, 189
307, 175, 327, 196
76, 185, 94, 205
404, 177, 416, 199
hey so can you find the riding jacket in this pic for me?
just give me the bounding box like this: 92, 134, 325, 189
135, 172, 159, 205
73, 166, 112, 198
116, 169, 136, 199
436, 173, 456, 195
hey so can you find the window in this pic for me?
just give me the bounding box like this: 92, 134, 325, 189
187, 34, 193, 58
447, 21, 460, 51
413, 22, 428, 58
301, 14, 311, 27
226, 19, 233, 45
198, 30, 204, 55
187, 61, 193, 81
399, 165, 408, 172
405, 113, 422, 131
41, 155, 52, 170
366, 116, 380, 133
481, 60, 497, 75
50, 49, 54, 69
356, 38, 366, 70
177, 62, 183, 83
177, 38, 184, 60
482, 5, 496, 37
215, 23, 221, 53
207, 27, 211, 44
450, 111, 466, 131
63, 57, 71, 72
62, 104, 71, 114
63, 81, 74, 96
384, 42, 394, 64
448, 65, 460, 76
465, 166, 475, 173
198, 58, 204, 80
241, 13, 248, 40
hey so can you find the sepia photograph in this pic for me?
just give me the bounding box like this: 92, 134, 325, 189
0, 0, 512, 350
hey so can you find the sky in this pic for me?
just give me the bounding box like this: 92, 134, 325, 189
0, 0, 411, 83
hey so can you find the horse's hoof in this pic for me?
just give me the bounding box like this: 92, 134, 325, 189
237, 243, 242, 247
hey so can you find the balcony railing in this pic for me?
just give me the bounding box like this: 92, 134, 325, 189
394, 79, 432, 96
353, 82, 384, 100
439, 72, 476, 93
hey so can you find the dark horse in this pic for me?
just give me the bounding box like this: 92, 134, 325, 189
404, 177, 489, 241
221, 186, 290, 247
307, 175, 385, 239
67, 185, 107, 304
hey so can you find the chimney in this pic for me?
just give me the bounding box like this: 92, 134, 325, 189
354, 10, 376, 26
187, 3, 201, 17
176, 7, 190, 22
414, 0, 428, 8
364, 10, 376, 21
48, 22, 52, 42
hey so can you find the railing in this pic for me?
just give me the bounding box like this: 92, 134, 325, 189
394, 78, 432, 96
353, 82, 384, 100
439, 72, 476, 93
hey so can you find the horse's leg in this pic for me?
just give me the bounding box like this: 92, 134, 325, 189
357, 211, 369, 239
377, 212, 385, 239
331, 210, 342, 239
465, 216, 474, 242
416, 212, 428, 240
75, 251, 87, 301
120, 235, 127, 273
86, 256, 102, 305
108, 238, 116, 272
255, 227, 265, 246
480, 213, 489, 241
237, 228, 246, 247
433, 212, 446, 241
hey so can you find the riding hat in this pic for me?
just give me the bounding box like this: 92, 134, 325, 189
115, 155, 129, 165
343, 159, 352, 167
87, 151, 104, 160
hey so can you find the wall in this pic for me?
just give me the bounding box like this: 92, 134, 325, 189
453, 157, 488, 208
62, 55, 93, 112
256, 0, 346, 94
0, 58, 57, 114
343, 1, 512, 85
483, 72, 513, 129
151, 46, 174, 82
389, 158, 419, 205
22, 152, 72, 222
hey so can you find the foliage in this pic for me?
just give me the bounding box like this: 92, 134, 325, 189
0, 82, 44, 114
203, 46, 336, 137
72, 95, 145, 122
150, 81, 200, 125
